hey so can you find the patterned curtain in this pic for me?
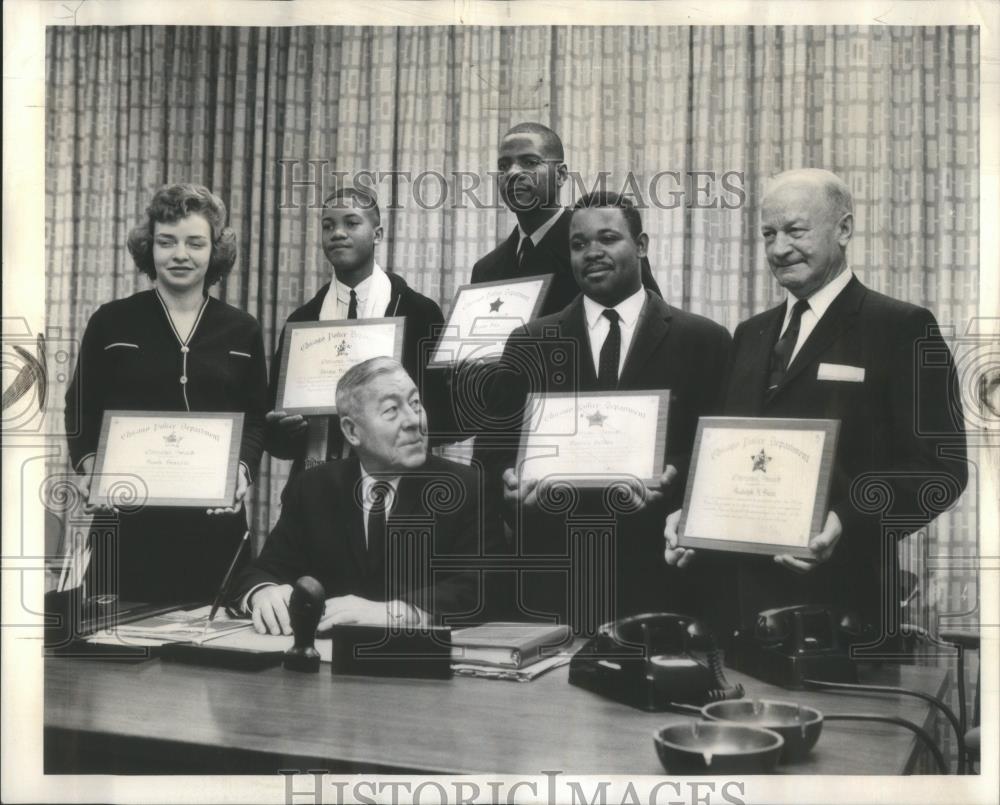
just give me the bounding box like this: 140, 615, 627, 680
46, 25, 979, 622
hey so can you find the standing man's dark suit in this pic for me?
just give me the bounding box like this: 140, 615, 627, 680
723, 275, 967, 636
472, 208, 662, 316
231, 454, 489, 622
475, 290, 732, 632
665, 169, 968, 645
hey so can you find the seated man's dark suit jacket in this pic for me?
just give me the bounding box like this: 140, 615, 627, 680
721, 276, 967, 640
473, 291, 733, 634
232, 455, 501, 623
265, 270, 454, 472
471, 209, 663, 316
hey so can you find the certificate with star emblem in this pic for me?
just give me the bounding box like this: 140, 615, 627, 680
276, 317, 405, 415
515, 390, 669, 488
678, 417, 840, 557
89, 410, 244, 508
428, 275, 553, 366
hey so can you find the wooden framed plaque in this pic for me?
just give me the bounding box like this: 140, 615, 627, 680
515, 390, 670, 488
678, 417, 840, 557
276, 317, 405, 415
89, 411, 244, 508
429, 275, 553, 366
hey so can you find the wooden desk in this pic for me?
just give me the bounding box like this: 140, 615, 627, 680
45, 657, 949, 775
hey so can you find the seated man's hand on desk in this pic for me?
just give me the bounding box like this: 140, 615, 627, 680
249, 584, 294, 635
318, 595, 426, 631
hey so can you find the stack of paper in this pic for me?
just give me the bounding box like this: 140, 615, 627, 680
87, 605, 251, 647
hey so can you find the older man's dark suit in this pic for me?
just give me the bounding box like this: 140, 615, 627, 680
471, 209, 662, 316
232, 455, 499, 622
722, 276, 967, 640
474, 291, 732, 632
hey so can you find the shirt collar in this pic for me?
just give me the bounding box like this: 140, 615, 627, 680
787, 266, 854, 320
359, 464, 401, 499
518, 208, 564, 248
583, 286, 646, 331
334, 261, 384, 303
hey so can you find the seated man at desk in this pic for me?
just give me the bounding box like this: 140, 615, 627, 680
233, 357, 498, 634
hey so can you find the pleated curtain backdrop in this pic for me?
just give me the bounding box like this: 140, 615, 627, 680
45, 25, 979, 618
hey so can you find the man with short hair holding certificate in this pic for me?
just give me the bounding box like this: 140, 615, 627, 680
265, 186, 449, 473
475, 192, 732, 635
665, 169, 968, 644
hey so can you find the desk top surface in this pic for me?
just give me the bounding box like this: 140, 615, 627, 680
45, 654, 949, 775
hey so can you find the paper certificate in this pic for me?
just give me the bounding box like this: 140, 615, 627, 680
515, 391, 669, 487
429, 275, 553, 365
678, 417, 840, 558
89, 411, 244, 508
276, 317, 405, 415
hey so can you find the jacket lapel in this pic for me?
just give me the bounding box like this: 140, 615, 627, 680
534, 209, 571, 272
747, 306, 785, 411
618, 292, 672, 388
558, 297, 598, 389
774, 276, 866, 395
338, 458, 369, 572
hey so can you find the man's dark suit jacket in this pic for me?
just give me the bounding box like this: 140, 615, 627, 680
232, 455, 500, 623
722, 276, 967, 638
265, 270, 453, 471
471, 209, 663, 316
473, 291, 733, 633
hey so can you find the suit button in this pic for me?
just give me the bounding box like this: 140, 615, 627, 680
180, 346, 190, 354
180, 376, 188, 384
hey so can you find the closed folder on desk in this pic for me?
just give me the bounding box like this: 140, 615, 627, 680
451, 623, 573, 669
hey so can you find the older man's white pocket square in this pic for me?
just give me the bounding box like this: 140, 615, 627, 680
817, 362, 865, 382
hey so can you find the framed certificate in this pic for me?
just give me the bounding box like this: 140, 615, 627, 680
429, 275, 553, 366
276, 317, 405, 415
515, 390, 669, 487
89, 411, 244, 508
678, 417, 840, 558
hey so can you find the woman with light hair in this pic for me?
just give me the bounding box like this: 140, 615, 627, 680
65, 183, 268, 603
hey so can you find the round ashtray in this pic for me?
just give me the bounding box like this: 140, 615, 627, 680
701, 698, 823, 763
654, 721, 784, 775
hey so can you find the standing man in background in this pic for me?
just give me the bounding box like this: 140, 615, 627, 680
665, 168, 967, 644
471, 122, 662, 316
266, 186, 450, 473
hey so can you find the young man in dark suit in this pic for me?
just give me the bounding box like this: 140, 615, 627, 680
665, 168, 968, 645
236, 357, 499, 633
266, 187, 449, 473
474, 192, 732, 634
471, 122, 662, 316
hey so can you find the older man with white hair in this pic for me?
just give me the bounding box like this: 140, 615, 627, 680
666, 168, 967, 645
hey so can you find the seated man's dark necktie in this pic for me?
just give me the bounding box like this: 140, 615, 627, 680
767, 298, 810, 391
518, 236, 534, 269
347, 289, 358, 319
366, 480, 393, 572
598, 309, 622, 390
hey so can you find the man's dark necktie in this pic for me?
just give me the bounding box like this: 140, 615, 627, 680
597, 309, 622, 390
366, 480, 392, 571
518, 236, 534, 269
347, 289, 358, 319
768, 298, 810, 391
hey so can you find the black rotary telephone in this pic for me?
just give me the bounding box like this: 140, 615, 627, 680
569, 613, 744, 711
726, 604, 861, 688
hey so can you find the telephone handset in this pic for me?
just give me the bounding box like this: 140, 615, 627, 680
726, 604, 861, 688
568, 612, 744, 711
